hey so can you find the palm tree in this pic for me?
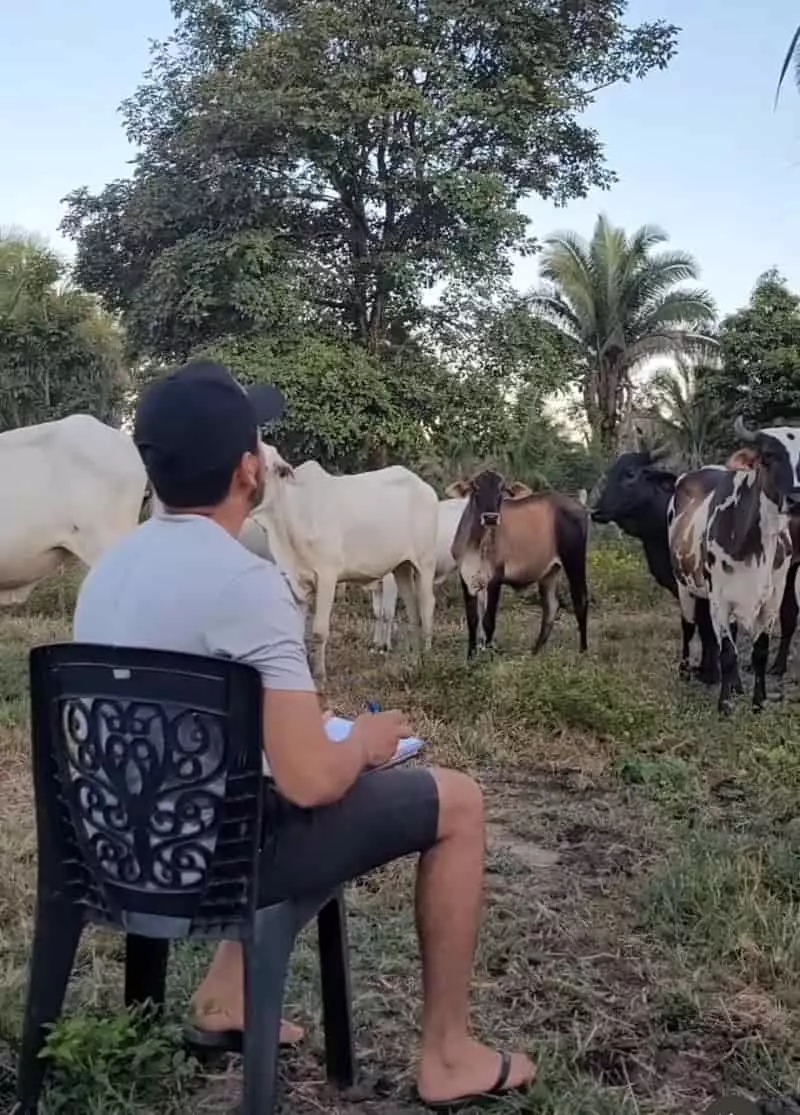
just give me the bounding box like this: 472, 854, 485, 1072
641, 356, 719, 469
776, 26, 800, 103
532, 214, 717, 456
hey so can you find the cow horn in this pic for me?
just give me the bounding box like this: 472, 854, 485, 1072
734, 415, 759, 443
648, 443, 670, 463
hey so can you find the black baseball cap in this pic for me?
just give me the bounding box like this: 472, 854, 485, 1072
134, 358, 285, 508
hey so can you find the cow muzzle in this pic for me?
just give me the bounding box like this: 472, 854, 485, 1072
480, 512, 500, 527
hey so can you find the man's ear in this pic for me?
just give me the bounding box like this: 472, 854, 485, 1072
642, 467, 677, 491
446, 479, 471, 498
504, 481, 532, 499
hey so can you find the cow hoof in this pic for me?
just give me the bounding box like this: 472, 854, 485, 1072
733, 681, 745, 696
679, 660, 691, 680
718, 700, 734, 717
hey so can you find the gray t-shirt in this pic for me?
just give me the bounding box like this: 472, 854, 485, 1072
73, 513, 316, 698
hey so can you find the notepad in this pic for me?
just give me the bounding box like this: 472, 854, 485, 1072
324, 716, 426, 769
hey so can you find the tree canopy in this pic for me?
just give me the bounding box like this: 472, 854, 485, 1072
61, 0, 678, 364
696, 270, 800, 453
531, 214, 717, 456
0, 233, 129, 431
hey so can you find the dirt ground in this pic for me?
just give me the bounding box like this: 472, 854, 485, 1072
2, 544, 800, 1113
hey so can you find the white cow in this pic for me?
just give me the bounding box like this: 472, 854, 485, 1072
368, 497, 487, 652
246, 447, 438, 686
0, 414, 147, 604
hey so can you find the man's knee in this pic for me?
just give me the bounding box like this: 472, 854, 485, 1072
429, 767, 484, 839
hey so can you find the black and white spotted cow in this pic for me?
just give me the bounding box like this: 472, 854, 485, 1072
668, 418, 800, 715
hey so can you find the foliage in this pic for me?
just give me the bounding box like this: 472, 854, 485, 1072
532, 214, 717, 456
41, 1006, 195, 1114
638, 355, 721, 468
0, 233, 129, 430
696, 269, 800, 455
62, 0, 678, 365
776, 24, 800, 103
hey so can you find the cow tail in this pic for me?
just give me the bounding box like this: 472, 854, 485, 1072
556, 505, 589, 652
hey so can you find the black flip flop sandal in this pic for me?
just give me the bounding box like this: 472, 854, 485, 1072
416, 1050, 531, 1112
183, 1023, 301, 1056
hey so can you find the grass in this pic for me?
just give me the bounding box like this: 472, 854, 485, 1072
1, 541, 800, 1112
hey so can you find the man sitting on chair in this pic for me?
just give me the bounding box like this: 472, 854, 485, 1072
73, 359, 535, 1110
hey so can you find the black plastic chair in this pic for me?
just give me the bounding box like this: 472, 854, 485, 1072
14, 642, 355, 1114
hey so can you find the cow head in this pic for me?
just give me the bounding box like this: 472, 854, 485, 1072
250, 442, 294, 512
447, 470, 532, 591
733, 417, 800, 512
591, 447, 675, 526
446, 470, 531, 528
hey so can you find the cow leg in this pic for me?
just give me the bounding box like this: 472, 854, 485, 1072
718, 632, 739, 716
532, 569, 560, 656
394, 562, 422, 654
482, 581, 502, 650
679, 617, 696, 679
729, 621, 744, 694
414, 562, 436, 655
382, 575, 398, 653
460, 575, 480, 659
477, 589, 488, 649
751, 631, 770, 712
369, 584, 384, 650
694, 598, 720, 685
558, 526, 589, 653
771, 563, 799, 676
311, 574, 337, 690
677, 586, 698, 680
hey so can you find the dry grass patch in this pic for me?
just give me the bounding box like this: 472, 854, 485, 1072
0, 539, 799, 1112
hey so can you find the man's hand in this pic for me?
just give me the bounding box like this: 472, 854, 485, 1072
349, 709, 412, 768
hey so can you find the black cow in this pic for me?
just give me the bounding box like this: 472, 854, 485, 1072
590, 449, 722, 684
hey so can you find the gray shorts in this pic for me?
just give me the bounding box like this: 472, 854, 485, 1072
258, 766, 440, 905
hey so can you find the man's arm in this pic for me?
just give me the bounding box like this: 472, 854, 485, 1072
205, 563, 368, 807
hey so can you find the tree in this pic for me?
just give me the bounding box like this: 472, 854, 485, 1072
638, 355, 719, 468
0, 233, 129, 430
62, 0, 678, 362
696, 270, 800, 453
532, 214, 717, 457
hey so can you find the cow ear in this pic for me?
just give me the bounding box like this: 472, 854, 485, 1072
277, 462, 294, 479
504, 481, 532, 499
446, 480, 471, 498
642, 467, 677, 490
727, 448, 759, 471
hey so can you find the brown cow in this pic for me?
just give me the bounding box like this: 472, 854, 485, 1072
447, 469, 589, 658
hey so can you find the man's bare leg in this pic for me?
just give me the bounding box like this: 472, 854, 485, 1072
192, 940, 303, 1045
416, 768, 535, 1103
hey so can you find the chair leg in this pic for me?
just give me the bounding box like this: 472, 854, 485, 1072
241, 904, 296, 1115
317, 891, 355, 1088
15, 898, 83, 1113
124, 936, 169, 1015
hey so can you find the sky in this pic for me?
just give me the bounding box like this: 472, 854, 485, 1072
2, 0, 800, 317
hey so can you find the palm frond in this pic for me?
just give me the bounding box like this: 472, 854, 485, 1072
633, 288, 718, 335
776, 23, 800, 106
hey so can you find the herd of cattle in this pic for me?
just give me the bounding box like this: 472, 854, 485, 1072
4, 411, 800, 716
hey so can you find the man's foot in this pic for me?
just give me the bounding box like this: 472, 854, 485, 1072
188, 1003, 304, 1049
416, 1038, 535, 1107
